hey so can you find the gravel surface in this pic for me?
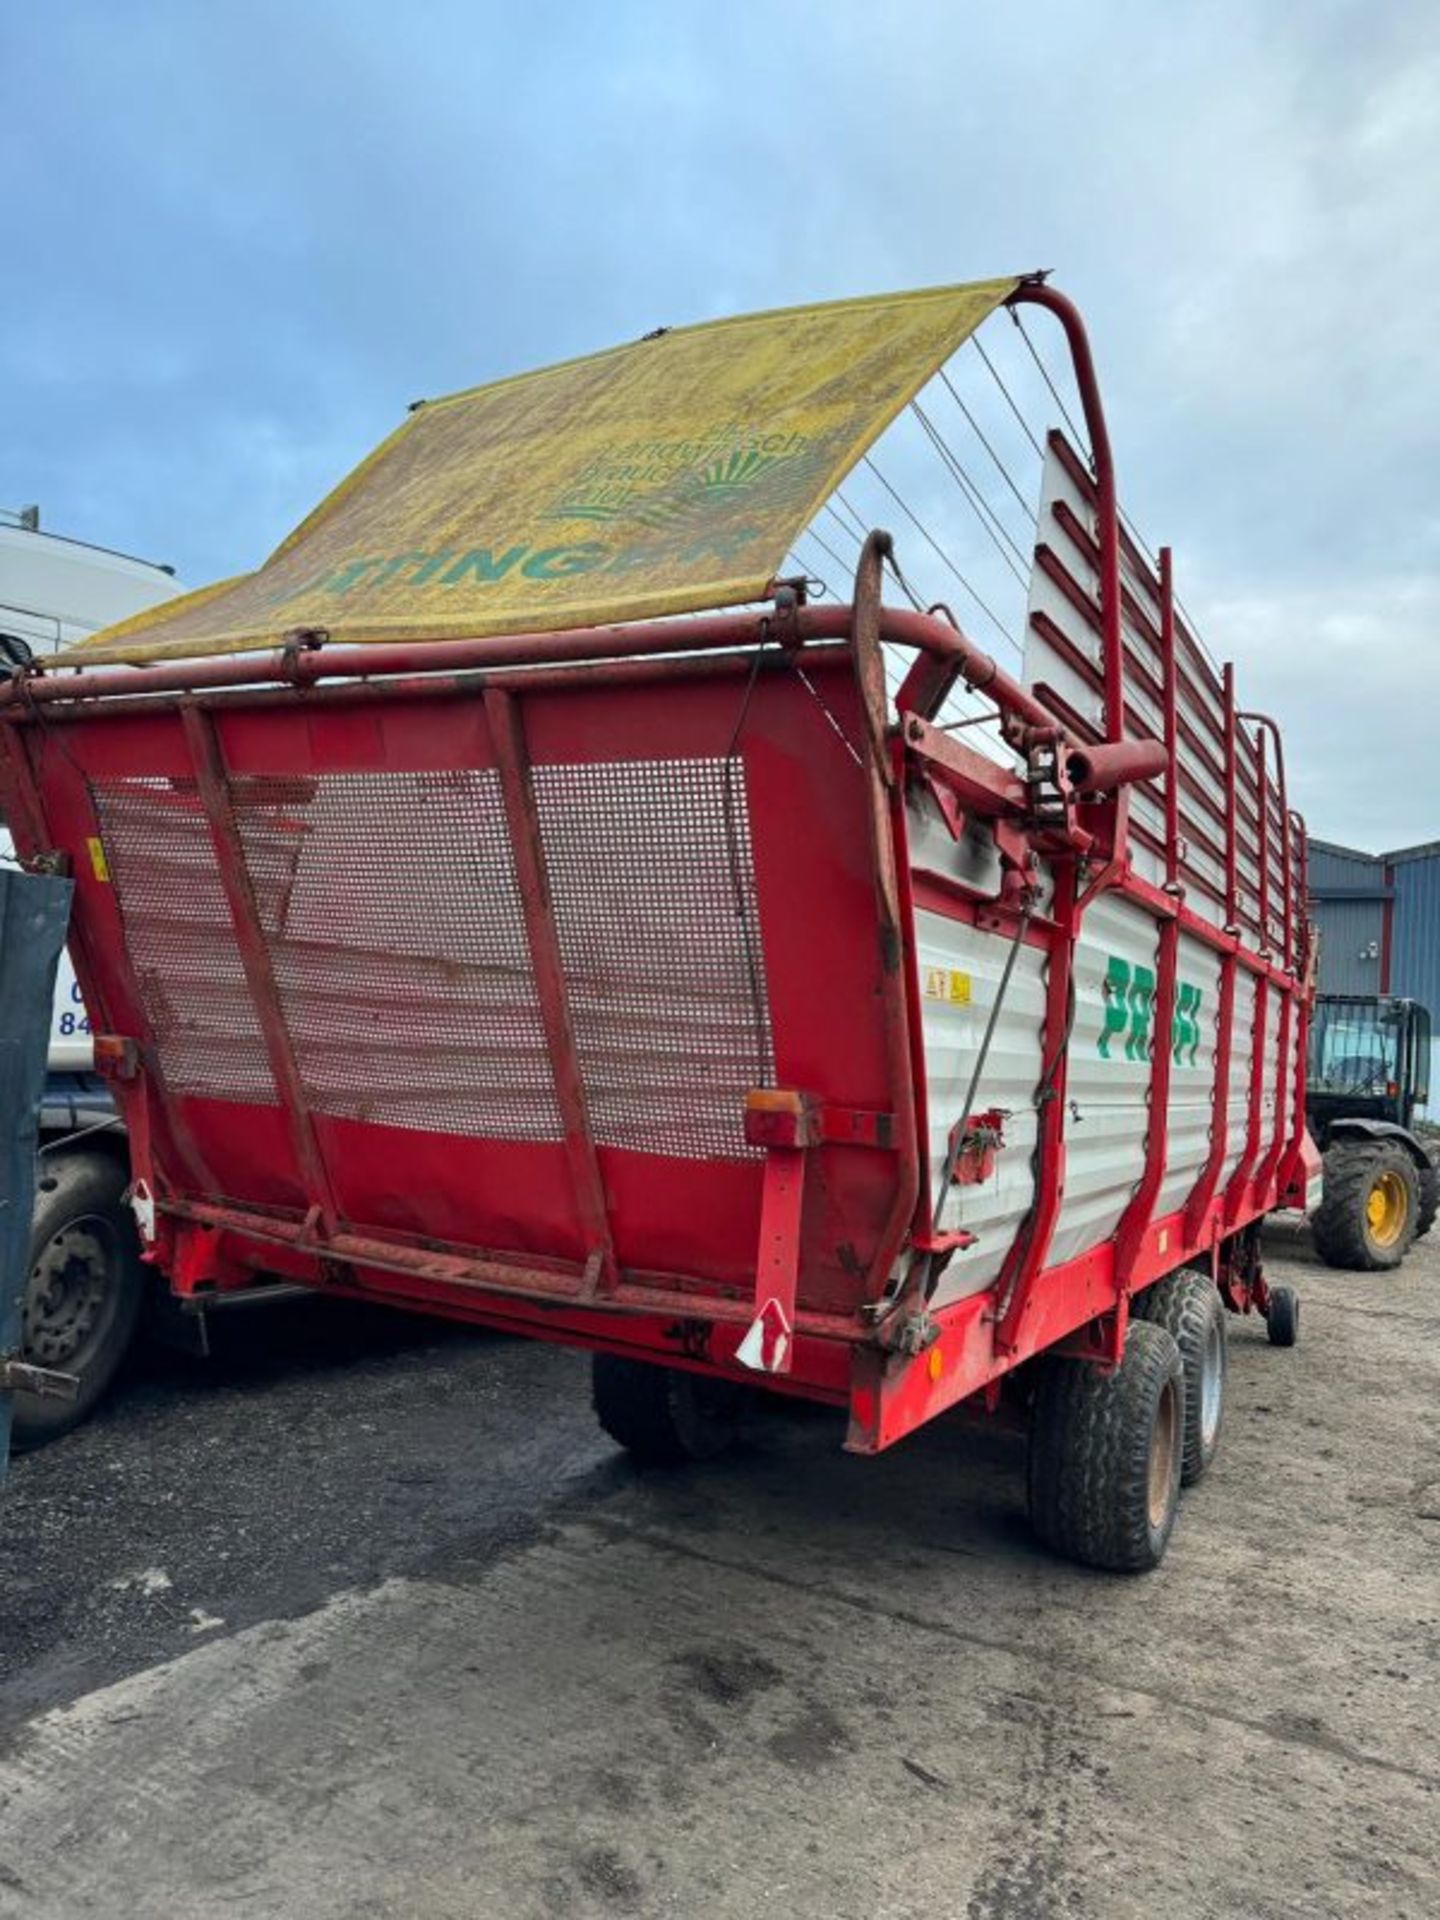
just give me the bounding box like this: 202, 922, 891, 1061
0, 1218, 1436, 1918
0, 1301, 612, 1732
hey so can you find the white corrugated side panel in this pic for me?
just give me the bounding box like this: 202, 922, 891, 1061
1221, 972, 1258, 1183
1022, 441, 1241, 921
1155, 931, 1223, 1216
916, 908, 1047, 1308
1288, 1010, 1305, 1151
1047, 891, 1158, 1266
1272, 993, 1300, 1170
1262, 995, 1286, 1171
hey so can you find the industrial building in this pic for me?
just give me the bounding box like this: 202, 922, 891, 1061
1308, 836, 1440, 1108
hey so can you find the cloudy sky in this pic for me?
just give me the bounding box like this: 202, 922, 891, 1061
4, 1, 1436, 849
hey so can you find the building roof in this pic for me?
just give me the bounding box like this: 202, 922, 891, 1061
1308, 835, 1440, 867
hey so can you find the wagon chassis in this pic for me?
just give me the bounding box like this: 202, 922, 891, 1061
0, 283, 1312, 1459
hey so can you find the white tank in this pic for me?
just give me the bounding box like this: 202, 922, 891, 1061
0, 507, 186, 1066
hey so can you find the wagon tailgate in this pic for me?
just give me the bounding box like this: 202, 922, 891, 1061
30, 656, 905, 1319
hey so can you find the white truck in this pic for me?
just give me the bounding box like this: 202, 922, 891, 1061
1, 506, 185, 1441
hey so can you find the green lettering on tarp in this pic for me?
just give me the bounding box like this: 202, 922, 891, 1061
407, 550, 456, 585
520, 544, 608, 581
440, 547, 528, 586
368, 551, 433, 589
326, 557, 383, 594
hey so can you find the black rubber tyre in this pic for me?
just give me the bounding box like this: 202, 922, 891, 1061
592, 1354, 742, 1466
11, 1152, 145, 1448
1266, 1284, 1299, 1348
1311, 1142, 1419, 1271
1027, 1319, 1185, 1573
1416, 1161, 1439, 1241
1131, 1272, 1227, 1486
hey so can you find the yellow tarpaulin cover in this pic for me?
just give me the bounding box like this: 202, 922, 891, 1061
66, 276, 1019, 665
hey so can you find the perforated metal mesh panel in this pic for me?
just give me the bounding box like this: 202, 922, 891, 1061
230, 770, 564, 1141
89, 778, 277, 1102
92, 755, 773, 1158
534, 756, 774, 1158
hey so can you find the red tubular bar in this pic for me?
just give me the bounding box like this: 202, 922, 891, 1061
1238, 711, 1297, 1197
1222, 664, 1238, 926
165, 1196, 862, 1344
988, 281, 1146, 1354
1008, 281, 1123, 746
180, 702, 341, 1235
1224, 970, 1269, 1229
1063, 737, 1168, 792
1254, 988, 1292, 1198
1184, 940, 1237, 1246
849, 535, 923, 1301
1239, 712, 1293, 968
1113, 547, 1181, 1280
1254, 724, 1271, 952
993, 862, 1078, 1352
1159, 548, 1180, 889
483, 686, 617, 1291
3, 604, 1062, 737
10, 644, 851, 727
1279, 809, 1315, 1199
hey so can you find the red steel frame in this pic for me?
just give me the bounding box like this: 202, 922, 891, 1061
0, 283, 1316, 1454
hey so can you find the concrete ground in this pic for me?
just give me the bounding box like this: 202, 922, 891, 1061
0, 1219, 1436, 1919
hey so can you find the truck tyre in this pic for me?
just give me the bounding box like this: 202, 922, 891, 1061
1027, 1320, 1184, 1573
1311, 1142, 1419, 1271
1266, 1284, 1299, 1348
592, 1354, 741, 1466
12, 1152, 144, 1448
1131, 1272, 1226, 1486
1416, 1161, 1439, 1241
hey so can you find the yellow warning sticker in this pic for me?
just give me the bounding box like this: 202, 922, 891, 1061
87, 837, 110, 883
923, 966, 972, 1005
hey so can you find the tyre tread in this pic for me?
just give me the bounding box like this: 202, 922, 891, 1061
1311, 1142, 1418, 1271
1132, 1271, 1226, 1485
1416, 1161, 1439, 1241
591, 1354, 738, 1466
12, 1148, 143, 1448
1027, 1320, 1184, 1573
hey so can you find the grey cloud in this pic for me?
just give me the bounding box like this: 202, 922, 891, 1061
3, 0, 1436, 841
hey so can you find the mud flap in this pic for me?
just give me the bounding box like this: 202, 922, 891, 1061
0, 868, 78, 1481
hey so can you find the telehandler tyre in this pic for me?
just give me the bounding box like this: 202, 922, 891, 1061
1416, 1161, 1438, 1241
1311, 1141, 1419, 1271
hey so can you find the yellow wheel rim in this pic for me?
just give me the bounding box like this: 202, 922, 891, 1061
1366, 1169, 1409, 1249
